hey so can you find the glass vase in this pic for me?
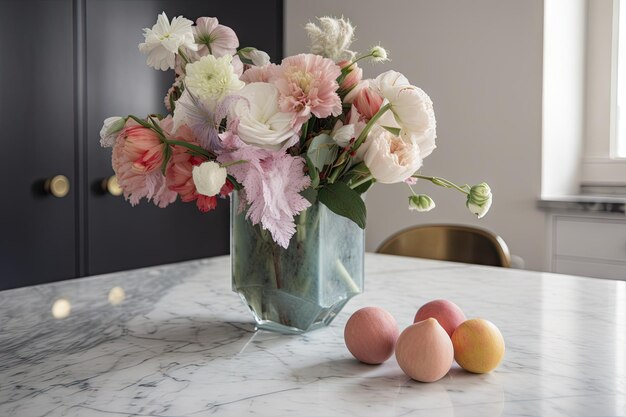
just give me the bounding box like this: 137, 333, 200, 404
231, 191, 364, 334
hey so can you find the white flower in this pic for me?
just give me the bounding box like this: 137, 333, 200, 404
192, 161, 227, 197
466, 183, 493, 218
185, 55, 245, 110
99, 116, 127, 148
331, 120, 355, 147
370, 46, 389, 62
138, 12, 197, 71
305, 16, 356, 61
230, 82, 297, 149
409, 194, 436, 212
375, 70, 437, 160
363, 126, 422, 184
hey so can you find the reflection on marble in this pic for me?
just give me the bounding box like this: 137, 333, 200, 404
0, 255, 625, 416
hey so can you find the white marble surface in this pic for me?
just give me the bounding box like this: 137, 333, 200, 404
1, 254, 625, 417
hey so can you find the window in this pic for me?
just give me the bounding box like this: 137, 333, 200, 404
616, 0, 626, 157
580, 0, 626, 185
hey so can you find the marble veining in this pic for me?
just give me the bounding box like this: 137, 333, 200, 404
1, 254, 625, 417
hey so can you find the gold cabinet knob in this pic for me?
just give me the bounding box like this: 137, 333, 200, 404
44, 175, 70, 198
101, 175, 123, 196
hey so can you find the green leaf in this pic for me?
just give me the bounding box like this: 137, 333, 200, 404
318, 181, 367, 229
382, 125, 401, 136
305, 155, 320, 188
300, 187, 318, 205
307, 134, 337, 171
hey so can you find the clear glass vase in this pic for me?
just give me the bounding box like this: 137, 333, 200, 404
231, 191, 364, 334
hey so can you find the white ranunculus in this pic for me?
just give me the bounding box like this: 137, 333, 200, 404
138, 13, 198, 71
192, 161, 227, 197
230, 82, 297, 149
375, 70, 410, 99
99, 116, 127, 148
185, 55, 245, 110
374, 70, 437, 160
363, 126, 422, 184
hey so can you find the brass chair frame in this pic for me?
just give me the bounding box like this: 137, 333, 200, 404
376, 224, 511, 267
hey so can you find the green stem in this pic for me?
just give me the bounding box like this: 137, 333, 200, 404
413, 174, 470, 195
350, 175, 374, 189
351, 103, 392, 153
178, 47, 190, 64
222, 160, 248, 168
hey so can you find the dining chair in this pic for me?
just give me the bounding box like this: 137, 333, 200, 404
376, 224, 512, 267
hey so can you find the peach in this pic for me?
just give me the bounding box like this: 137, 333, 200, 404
344, 306, 399, 364
452, 318, 505, 373
414, 299, 466, 338
395, 318, 454, 382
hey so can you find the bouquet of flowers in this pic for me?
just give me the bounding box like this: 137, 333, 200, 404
100, 14, 492, 249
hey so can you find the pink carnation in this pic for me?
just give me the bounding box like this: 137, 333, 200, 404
112, 120, 177, 208
272, 53, 342, 130
218, 132, 311, 248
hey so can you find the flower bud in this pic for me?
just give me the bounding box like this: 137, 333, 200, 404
370, 45, 389, 62
338, 60, 363, 92
353, 87, 384, 121
100, 116, 127, 148
192, 161, 228, 197
466, 182, 492, 218
409, 194, 436, 212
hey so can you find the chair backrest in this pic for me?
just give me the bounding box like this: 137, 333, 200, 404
376, 224, 511, 267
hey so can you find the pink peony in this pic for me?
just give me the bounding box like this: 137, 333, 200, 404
271, 54, 342, 130
338, 60, 362, 93
112, 121, 177, 207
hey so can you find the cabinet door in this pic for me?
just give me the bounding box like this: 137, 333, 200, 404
0, 0, 77, 289
85, 0, 283, 275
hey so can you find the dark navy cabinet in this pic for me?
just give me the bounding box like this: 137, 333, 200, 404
0, 0, 283, 289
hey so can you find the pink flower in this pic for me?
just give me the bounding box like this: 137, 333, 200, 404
218, 132, 311, 248
338, 60, 362, 93
194, 17, 239, 58
271, 54, 342, 129
160, 120, 231, 213
112, 121, 177, 207
353, 86, 384, 121
240, 64, 277, 83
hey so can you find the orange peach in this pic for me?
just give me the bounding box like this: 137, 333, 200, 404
452, 318, 505, 373
414, 299, 466, 338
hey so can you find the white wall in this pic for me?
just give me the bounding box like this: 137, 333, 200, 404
285, 0, 547, 270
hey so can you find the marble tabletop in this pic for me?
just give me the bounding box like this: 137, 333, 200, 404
1, 254, 625, 417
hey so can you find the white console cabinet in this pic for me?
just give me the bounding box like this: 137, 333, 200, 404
549, 213, 626, 280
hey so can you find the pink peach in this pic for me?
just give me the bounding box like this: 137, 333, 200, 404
395, 318, 454, 382
344, 307, 399, 364
414, 299, 466, 338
